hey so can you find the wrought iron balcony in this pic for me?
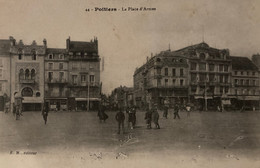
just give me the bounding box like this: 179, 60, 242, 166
47, 78, 68, 84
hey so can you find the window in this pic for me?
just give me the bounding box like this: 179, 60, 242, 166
0, 59, 2, 67
253, 72, 256, 76
48, 54, 53, 59
18, 49, 22, 60
199, 74, 206, 82
48, 63, 53, 70
36, 92, 41, 97
81, 75, 86, 82
209, 74, 215, 81
235, 89, 238, 95
241, 71, 244, 75
31, 69, 35, 80
180, 79, 184, 86
165, 68, 168, 76
25, 69, 30, 79
180, 69, 184, 77
225, 87, 229, 94
209, 64, 214, 71
224, 65, 228, 72
59, 54, 64, 59
172, 79, 176, 86
199, 63, 206, 71
234, 79, 238, 85
253, 80, 256, 86
252, 90, 255, 95
235, 71, 237, 75
19, 69, 24, 80
21, 87, 33, 97
191, 73, 196, 82
59, 72, 64, 81
240, 79, 244, 85
245, 79, 249, 86
190, 62, 197, 70
32, 50, 36, 60
165, 79, 168, 86
219, 75, 224, 83
0, 69, 2, 78
48, 72, 53, 82
59, 63, 63, 70
72, 75, 78, 84
90, 75, 95, 82
219, 64, 223, 72
0, 83, 2, 92
157, 79, 161, 86
247, 72, 249, 75
72, 63, 77, 70
172, 69, 176, 76
224, 75, 228, 83
199, 53, 206, 60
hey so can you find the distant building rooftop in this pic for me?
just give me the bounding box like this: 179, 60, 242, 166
230, 56, 258, 71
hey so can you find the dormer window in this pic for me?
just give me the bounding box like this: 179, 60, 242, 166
32, 49, 36, 60
59, 54, 64, 59
199, 53, 206, 60
48, 54, 53, 59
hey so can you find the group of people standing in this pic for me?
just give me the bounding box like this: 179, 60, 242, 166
115, 106, 137, 134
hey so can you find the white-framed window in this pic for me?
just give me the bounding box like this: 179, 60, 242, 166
81, 75, 86, 82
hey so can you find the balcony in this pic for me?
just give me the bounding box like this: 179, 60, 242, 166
47, 78, 68, 84
19, 79, 35, 84
68, 82, 100, 87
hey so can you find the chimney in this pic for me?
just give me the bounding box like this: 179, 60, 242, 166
43, 39, 47, 47
146, 56, 149, 62
66, 36, 70, 50
9, 36, 15, 46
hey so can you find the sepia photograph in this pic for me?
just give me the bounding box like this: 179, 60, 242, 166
0, 0, 260, 167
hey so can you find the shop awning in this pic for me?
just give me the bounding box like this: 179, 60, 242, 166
75, 98, 101, 101
194, 96, 213, 99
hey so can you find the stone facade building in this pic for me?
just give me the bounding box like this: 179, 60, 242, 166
67, 37, 101, 111
133, 51, 189, 109
134, 42, 259, 111
45, 48, 69, 111
10, 37, 46, 111
230, 56, 259, 109
0, 39, 11, 111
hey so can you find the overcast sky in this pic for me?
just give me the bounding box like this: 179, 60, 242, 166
0, 0, 260, 94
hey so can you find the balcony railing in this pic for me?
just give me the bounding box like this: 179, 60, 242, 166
68, 82, 100, 87
19, 79, 35, 84
47, 78, 68, 84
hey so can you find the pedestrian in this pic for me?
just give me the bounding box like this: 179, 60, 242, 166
12, 103, 16, 117
97, 105, 108, 122
173, 104, 180, 119
152, 106, 160, 129
115, 109, 125, 134
131, 106, 137, 128
42, 105, 49, 125
15, 104, 20, 120
4, 101, 9, 114
144, 108, 152, 129
186, 104, 191, 117
163, 105, 168, 119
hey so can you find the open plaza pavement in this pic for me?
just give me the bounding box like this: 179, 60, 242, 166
0, 109, 260, 168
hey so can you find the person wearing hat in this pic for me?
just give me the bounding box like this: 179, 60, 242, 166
115, 109, 125, 134
174, 104, 180, 119
144, 107, 152, 129
152, 105, 160, 129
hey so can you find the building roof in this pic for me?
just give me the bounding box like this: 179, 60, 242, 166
47, 48, 67, 53
68, 41, 97, 53
230, 56, 258, 71
0, 40, 10, 55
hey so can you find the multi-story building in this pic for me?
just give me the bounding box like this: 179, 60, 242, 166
67, 37, 101, 111
45, 48, 69, 111
134, 51, 189, 109
174, 42, 232, 110
110, 86, 134, 110
0, 39, 11, 111
10, 37, 46, 111
230, 56, 259, 109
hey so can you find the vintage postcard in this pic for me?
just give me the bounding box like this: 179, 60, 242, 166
0, 0, 260, 167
